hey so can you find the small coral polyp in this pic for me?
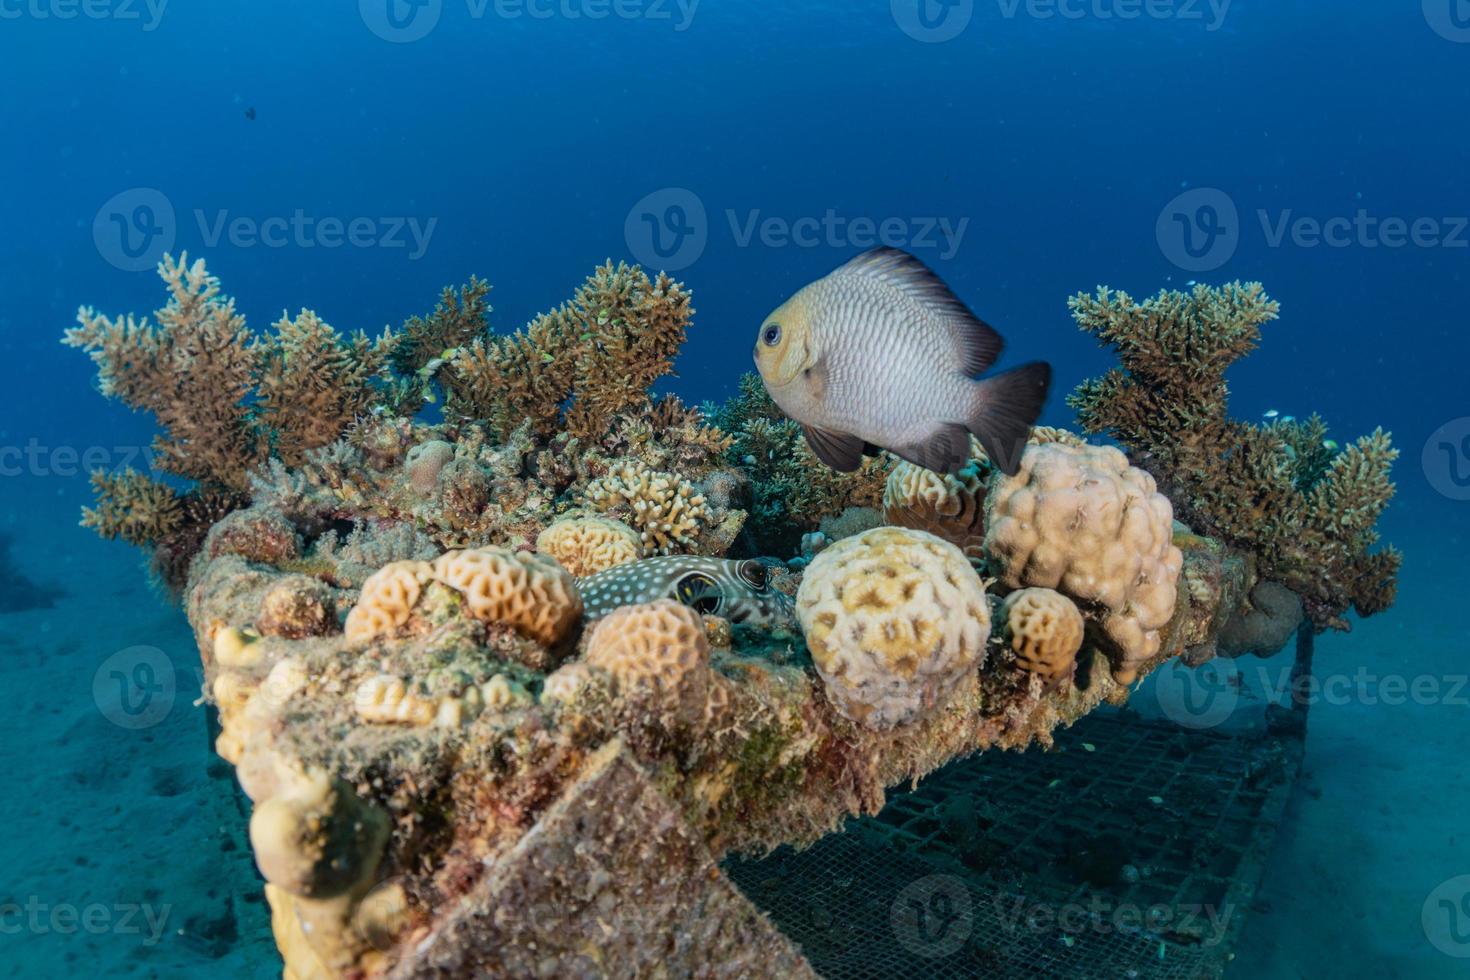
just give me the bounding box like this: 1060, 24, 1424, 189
984, 441, 1183, 685
797, 526, 991, 729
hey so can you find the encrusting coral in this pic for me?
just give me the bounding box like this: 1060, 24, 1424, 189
1067, 282, 1399, 630
65, 255, 1391, 979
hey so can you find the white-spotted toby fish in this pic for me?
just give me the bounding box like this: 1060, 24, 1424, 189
578, 556, 795, 628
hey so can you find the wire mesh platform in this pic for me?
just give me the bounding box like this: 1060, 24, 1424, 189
725, 710, 1301, 980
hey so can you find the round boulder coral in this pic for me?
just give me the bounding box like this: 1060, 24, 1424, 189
1000, 588, 1085, 685
584, 598, 710, 724
536, 515, 643, 576
983, 442, 1183, 685
796, 527, 990, 729
431, 547, 582, 648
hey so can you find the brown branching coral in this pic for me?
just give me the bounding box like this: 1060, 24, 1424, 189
64, 254, 392, 487
256, 310, 390, 466
1067, 282, 1400, 629
444, 261, 692, 442
80, 468, 184, 546
65, 254, 264, 491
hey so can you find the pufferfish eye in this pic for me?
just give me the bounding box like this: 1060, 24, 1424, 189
737, 560, 770, 590
761, 323, 782, 346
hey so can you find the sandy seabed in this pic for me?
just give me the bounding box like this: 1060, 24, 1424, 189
0, 482, 1463, 979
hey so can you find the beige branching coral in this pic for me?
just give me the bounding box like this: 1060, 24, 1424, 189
1067, 282, 1400, 629
536, 515, 643, 575
797, 527, 991, 729
984, 442, 1183, 685
582, 462, 711, 555
444, 261, 692, 441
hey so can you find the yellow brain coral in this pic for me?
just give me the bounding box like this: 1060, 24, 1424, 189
882, 460, 988, 562
984, 442, 1183, 685
343, 560, 433, 643
796, 527, 990, 729
432, 547, 582, 647
583, 462, 709, 555
1000, 587, 1086, 685
536, 515, 643, 576
584, 598, 710, 723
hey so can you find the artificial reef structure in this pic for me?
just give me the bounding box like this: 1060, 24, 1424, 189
65, 256, 1398, 978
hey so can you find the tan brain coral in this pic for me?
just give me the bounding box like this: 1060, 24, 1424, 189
584, 598, 711, 724
431, 547, 582, 647
1000, 588, 1086, 685
536, 515, 643, 576
343, 560, 433, 643
983, 441, 1183, 685
796, 527, 990, 729
882, 461, 988, 562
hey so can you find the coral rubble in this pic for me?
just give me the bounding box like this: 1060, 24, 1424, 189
64, 256, 1391, 978
1067, 282, 1399, 629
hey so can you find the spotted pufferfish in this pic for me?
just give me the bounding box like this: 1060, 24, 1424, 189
577, 556, 796, 629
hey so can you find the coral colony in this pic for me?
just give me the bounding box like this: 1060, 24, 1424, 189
64, 256, 1398, 977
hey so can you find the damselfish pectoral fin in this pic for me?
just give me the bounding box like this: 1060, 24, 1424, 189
802, 425, 867, 472
893, 423, 972, 475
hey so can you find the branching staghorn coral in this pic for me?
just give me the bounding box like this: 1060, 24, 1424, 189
65, 254, 264, 491
444, 261, 692, 442
382, 278, 493, 413
1067, 282, 1400, 629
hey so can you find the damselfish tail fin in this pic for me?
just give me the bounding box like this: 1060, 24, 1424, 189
968, 362, 1052, 476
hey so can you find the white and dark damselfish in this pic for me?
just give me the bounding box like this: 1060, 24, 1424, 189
752, 247, 1051, 476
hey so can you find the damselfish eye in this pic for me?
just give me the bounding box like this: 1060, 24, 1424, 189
738, 560, 770, 590
761, 323, 782, 346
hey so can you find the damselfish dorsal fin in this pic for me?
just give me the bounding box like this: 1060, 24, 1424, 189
802, 424, 866, 472
832, 246, 1003, 377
